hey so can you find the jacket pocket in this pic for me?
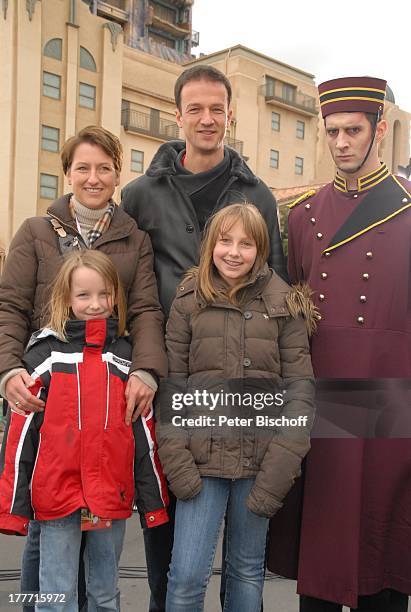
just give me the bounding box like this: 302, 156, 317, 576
187, 430, 211, 464
106, 377, 128, 429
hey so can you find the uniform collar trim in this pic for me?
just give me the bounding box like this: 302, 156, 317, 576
325, 174, 411, 253
333, 163, 390, 193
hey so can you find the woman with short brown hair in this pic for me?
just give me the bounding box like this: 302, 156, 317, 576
0, 125, 167, 609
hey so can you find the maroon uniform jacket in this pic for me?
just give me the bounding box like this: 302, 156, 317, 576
0, 319, 168, 535
268, 165, 411, 607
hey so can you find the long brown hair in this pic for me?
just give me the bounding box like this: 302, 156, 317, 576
194, 203, 269, 304
46, 251, 127, 338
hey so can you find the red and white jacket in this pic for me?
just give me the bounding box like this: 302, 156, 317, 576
0, 319, 168, 535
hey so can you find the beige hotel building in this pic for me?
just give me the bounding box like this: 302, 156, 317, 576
1, 0, 410, 264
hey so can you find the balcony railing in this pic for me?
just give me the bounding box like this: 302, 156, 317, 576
121, 108, 180, 141
264, 84, 317, 115
224, 136, 244, 155
96, 0, 128, 22
122, 106, 245, 154
100, 0, 125, 8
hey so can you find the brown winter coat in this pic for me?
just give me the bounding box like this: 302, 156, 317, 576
0, 194, 167, 379
157, 268, 315, 518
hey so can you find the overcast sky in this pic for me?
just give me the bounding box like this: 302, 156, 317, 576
192, 0, 410, 113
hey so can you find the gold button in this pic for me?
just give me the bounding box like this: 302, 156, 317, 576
357, 316, 365, 324
179, 286, 185, 291
319, 294, 325, 301
305, 203, 311, 209
321, 272, 328, 279
360, 295, 367, 303
316, 233, 323, 240
310, 218, 316, 224
324, 251, 331, 257
362, 273, 369, 280
149, 515, 155, 522
366, 251, 373, 259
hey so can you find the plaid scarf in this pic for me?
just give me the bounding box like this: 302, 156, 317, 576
69, 196, 115, 246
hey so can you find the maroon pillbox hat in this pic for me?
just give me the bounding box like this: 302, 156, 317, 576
318, 76, 387, 118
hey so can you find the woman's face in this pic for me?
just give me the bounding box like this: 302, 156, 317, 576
67, 142, 119, 209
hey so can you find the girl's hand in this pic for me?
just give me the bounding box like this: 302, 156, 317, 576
5, 371, 45, 414
125, 376, 155, 425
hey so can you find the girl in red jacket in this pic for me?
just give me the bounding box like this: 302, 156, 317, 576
0, 250, 168, 611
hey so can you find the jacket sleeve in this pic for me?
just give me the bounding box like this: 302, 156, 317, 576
133, 410, 169, 529
121, 179, 140, 223
126, 230, 168, 380
247, 314, 315, 518
256, 183, 288, 282
0, 219, 40, 381
0, 342, 49, 535
156, 294, 202, 501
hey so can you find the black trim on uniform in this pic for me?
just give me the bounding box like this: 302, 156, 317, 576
327, 175, 409, 251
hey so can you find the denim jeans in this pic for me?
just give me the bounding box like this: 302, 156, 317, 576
166, 478, 269, 612
32, 511, 125, 612
21, 521, 88, 611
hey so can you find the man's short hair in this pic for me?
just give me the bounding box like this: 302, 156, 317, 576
174, 65, 232, 111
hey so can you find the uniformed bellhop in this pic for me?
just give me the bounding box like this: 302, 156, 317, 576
268, 77, 411, 612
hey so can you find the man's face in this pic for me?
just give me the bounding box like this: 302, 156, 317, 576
325, 112, 376, 175
176, 79, 232, 156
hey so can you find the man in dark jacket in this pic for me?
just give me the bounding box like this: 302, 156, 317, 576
122, 65, 286, 612
122, 65, 286, 316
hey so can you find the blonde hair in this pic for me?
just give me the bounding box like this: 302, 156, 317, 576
47, 250, 127, 338
193, 203, 269, 304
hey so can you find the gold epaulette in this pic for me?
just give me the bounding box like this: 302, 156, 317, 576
287, 189, 316, 209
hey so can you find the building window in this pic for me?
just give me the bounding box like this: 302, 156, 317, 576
270, 149, 279, 169
40, 173, 58, 199
43, 72, 61, 100
148, 30, 176, 49
271, 112, 280, 131
43, 38, 62, 60
152, 2, 177, 24
265, 76, 276, 98
282, 83, 296, 103
131, 150, 144, 173
80, 47, 97, 72
295, 157, 304, 175
79, 83, 96, 109
296, 120, 305, 139
41, 126, 60, 152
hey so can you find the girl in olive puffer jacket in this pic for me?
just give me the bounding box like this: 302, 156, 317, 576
157, 203, 316, 612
